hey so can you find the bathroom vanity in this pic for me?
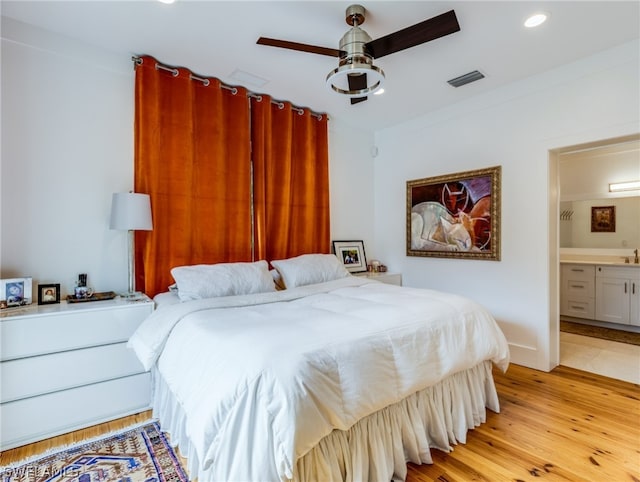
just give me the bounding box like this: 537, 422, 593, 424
561, 258, 640, 327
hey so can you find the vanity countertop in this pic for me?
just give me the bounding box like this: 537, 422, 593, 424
560, 255, 640, 267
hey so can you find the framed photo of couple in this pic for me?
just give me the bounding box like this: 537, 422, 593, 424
332, 240, 368, 273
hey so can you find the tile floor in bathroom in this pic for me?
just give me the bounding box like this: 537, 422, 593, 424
560, 331, 640, 384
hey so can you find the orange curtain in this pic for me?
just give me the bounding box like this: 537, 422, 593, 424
252, 96, 330, 261
134, 56, 252, 297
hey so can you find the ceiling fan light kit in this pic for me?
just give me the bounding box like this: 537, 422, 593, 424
327, 7, 385, 98
257, 4, 460, 105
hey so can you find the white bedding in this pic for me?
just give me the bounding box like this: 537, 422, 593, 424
129, 276, 509, 481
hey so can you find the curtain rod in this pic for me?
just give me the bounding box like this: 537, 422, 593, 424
132, 56, 327, 121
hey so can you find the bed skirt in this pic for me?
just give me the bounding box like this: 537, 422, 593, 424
151, 360, 500, 482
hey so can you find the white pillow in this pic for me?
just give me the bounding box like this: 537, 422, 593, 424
271, 253, 350, 289
171, 260, 275, 302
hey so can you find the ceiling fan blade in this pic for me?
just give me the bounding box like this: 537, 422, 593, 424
348, 73, 368, 104
365, 10, 460, 59
257, 37, 344, 57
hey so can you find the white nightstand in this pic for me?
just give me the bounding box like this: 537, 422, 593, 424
355, 272, 402, 286
0, 296, 154, 450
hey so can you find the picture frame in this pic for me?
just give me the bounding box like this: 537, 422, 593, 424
407, 166, 501, 261
591, 206, 615, 233
0, 277, 33, 309
332, 240, 368, 273
38, 283, 61, 305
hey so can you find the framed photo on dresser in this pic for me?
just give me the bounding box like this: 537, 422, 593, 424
38, 283, 61, 305
0, 277, 33, 309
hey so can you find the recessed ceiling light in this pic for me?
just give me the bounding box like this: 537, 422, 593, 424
373, 88, 385, 96
158, 0, 175, 4
524, 12, 549, 28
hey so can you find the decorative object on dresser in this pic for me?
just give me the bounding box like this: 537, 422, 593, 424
332, 240, 367, 273
0, 277, 33, 309
0, 295, 154, 450
109, 192, 153, 298
37, 283, 60, 305
407, 166, 501, 261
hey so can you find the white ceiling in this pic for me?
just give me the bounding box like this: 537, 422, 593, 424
2, 1, 639, 131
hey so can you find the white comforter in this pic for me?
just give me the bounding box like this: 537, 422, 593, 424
128, 277, 509, 481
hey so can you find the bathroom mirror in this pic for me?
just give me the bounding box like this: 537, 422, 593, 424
560, 196, 640, 248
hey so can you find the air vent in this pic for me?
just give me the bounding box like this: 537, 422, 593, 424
447, 70, 485, 88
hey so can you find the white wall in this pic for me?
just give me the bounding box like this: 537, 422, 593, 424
373, 41, 640, 371
0, 17, 374, 298
328, 119, 377, 260
1, 17, 135, 295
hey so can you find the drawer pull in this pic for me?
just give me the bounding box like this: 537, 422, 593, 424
625, 282, 627, 294
570, 305, 585, 310
633, 283, 636, 295
571, 269, 584, 272
570, 284, 584, 289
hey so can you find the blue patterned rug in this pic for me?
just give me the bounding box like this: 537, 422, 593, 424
0, 421, 189, 482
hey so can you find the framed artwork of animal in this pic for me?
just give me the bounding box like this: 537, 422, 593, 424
590, 205, 615, 233
406, 166, 501, 261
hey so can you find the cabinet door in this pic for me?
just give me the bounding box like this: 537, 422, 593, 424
595, 277, 630, 324
631, 280, 640, 327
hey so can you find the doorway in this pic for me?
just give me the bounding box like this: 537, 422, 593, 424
550, 133, 640, 383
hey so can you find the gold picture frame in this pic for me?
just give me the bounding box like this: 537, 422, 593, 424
407, 166, 501, 261
591, 206, 615, 233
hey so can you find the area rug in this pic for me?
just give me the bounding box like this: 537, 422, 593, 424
0, 421, 189, 482
561, 320, 640, 346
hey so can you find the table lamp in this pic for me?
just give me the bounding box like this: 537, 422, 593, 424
109, 192, 153, 297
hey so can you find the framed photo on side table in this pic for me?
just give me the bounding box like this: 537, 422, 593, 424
332, 240, 368, 273
38, 283, 61, 305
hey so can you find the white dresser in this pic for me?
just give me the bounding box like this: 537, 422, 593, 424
0, 297, 154, 450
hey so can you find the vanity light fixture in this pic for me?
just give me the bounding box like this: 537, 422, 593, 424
524, 12, 549, 28
609, 180, 640, 192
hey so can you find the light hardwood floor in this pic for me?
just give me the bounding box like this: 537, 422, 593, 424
2, 364, 639, 481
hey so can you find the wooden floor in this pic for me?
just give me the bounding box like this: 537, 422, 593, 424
2, 364, 639, 481
408, 364, 640, 482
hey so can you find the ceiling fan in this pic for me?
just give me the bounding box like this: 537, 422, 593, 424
257, 4, 460, 105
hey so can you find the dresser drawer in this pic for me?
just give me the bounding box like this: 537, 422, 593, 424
1, 302, 152, 361
0, 372, 151, 450
1, 342, 145, 403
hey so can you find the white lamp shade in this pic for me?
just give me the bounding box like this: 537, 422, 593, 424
109, 192, 153, 231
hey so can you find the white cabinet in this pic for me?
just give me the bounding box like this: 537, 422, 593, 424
355, 272, 402, 286
0, 297, 154, 450
560, 264, 595, 319
595, 266, 640, 326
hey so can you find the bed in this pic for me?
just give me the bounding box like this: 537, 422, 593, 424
128, 255, 509, 482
